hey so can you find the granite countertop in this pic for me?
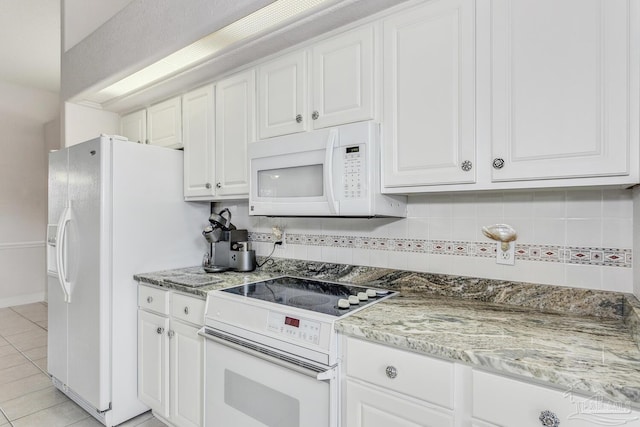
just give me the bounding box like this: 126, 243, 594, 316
133, 266, 279, 298
134, 258, 640, 406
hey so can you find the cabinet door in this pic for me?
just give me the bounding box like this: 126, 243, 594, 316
170, 320, 203, 427
138, 310, 169, 418
183, 85, 216, 199
120, 110, 147, 144
148, 96, 183, 149
215, 69, 255, 197
382, 0, 476, 188
258, 50, 306, 139
489, 0, 630, 181
345, 380, 454, 427
311, 25, 375, 129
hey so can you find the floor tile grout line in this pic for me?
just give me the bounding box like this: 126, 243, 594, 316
0, 406, 15, 427
8, 305, 48, 333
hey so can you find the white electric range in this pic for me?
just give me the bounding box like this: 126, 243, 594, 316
201, 275, 397, 427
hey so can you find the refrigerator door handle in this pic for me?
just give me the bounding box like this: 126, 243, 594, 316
56, 204, 72, 302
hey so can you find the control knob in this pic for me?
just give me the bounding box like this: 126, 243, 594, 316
366, 289, 377, 298
348, 295, 360, 305
337, 299, 350, 309
357, 292, 369, 301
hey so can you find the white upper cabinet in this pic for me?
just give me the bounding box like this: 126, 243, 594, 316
257, 25, 376, 139
311, 25, 375, 129
382, 0, 476, 188
120, 109, 147, 144
489, 0, 633, 182
258, 51, 307, 139
182, 85, 216, 199
215, 69, 255, 197
148, 96, 183, 149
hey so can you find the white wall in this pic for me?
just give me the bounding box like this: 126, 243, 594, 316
62, 0, 135, 52
63, 102, 120, 147
0, 81, 59, 307
219, 189, 634, 293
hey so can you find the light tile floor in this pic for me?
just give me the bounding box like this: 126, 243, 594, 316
0, 303, 166, 427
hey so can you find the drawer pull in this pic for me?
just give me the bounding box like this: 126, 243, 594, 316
146, 296, 153, 303
539, 410, 560, 427
156, 327, 164, 335
385, 366, 398, 379
184, 306, 189, 315
167, 330, 175, 339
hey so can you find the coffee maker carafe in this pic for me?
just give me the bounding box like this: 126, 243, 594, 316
202, 209, 256, 272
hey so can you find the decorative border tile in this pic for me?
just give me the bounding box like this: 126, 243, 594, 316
248, 232, 632, 268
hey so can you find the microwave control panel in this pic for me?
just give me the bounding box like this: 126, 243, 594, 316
343, 145, 365, 199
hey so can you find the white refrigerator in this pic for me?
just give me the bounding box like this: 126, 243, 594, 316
46, 135, 208, 426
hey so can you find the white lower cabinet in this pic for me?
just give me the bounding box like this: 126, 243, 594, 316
342, 337, 640, 427
472, 369, 640, 427
343, 337, 456, 427
138, 285, 205, 427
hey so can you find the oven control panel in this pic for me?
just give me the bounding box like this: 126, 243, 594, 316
267, 312, 321, 345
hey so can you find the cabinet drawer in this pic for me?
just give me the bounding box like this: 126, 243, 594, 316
171, 293, 205, 326
346, 379, 454, 427
138, 284, 170, 315
473, 370, 640, 427
345, 338, 454, 409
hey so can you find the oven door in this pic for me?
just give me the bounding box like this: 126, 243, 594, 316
203, 330, 336, 427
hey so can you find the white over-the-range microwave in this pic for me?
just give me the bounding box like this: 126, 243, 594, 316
248, 121, 406, 217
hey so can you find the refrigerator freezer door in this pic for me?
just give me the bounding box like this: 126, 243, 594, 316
47, 149, 69, 387
66, 139, 111, 411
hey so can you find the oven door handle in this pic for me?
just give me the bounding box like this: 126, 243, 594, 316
201, 328, 334, 381
316, 366, 336, 382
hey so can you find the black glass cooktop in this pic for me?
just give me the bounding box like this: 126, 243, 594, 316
220, 276, 394, 317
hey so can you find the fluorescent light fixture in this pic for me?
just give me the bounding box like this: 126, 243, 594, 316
92, 0, 329, 103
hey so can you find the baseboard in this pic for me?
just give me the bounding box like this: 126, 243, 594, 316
0, 292, 46, 308
0, 241, 45, 250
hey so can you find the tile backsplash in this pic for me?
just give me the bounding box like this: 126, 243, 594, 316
216, 189, 634, 293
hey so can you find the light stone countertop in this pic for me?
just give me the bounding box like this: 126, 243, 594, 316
134, 258, 640, 406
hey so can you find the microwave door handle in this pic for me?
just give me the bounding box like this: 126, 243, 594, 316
324, 129, 338, 215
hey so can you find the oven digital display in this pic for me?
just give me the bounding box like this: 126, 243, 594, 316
346, 146, 359, 154
284, 316, 300, 328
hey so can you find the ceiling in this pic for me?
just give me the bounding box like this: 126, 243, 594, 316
0, 0, 60, 93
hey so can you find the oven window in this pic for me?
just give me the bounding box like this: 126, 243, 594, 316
225, 370, 300, 427
257, 164, 323, 197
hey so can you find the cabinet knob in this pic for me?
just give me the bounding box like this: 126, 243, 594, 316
146, 296, 153, 303
145, 139, 150, 145
156, 327, 164, 335
296, 114, 303, 123
216, 182, 222, 189
385, 366, 398, 379
492, 158, 505, 169
184, 306, 189, 315
539, 410, 560, 427
167, 330, 175, 339
205, 183, 211, 189
312, 111, 319, 120
461, 160, 473, 171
